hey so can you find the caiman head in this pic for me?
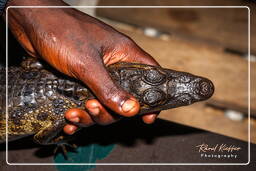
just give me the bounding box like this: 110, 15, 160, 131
108, 63, 215, 114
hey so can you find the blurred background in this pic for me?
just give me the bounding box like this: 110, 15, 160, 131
62, 0, 256, 144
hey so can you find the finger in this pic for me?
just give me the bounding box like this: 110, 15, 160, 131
63, 124, 78, 135
65, 108, 95, 127
85, 99, 120, 125
74, 52, 140, 117
142, 113, 159, 124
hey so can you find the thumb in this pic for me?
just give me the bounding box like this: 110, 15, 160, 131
74, 56, 140, 117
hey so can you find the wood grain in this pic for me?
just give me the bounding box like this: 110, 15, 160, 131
159, 103, 254, 143
97, 0, 255, 54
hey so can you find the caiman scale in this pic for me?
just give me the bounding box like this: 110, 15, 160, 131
0, 58, 214, 145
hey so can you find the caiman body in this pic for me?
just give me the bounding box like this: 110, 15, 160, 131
0, 58, 214, 145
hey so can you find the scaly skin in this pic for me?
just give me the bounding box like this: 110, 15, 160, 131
0, 58, 214, 145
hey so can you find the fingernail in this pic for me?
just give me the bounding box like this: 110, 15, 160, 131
70, 117, 80, 123
88, 107, 100, 116
122, 99, 137, 113
150, 114, 157, 121
144, 115, 157, 124
69, 126, 77, 135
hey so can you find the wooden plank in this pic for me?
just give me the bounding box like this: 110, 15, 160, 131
158, 103, 254, 143
108, 26, 256, 115
97, 0, 255, 54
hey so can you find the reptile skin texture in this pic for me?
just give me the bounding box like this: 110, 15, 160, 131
0, 58, 214, 145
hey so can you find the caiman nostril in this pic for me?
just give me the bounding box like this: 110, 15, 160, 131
199, 80, 214, 98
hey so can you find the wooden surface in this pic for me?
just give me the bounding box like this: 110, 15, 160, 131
97, 0, 255, 54
98, 20, 255, 143
159, 104, 253, 143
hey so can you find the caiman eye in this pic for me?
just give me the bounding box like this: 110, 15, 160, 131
143, 69, 166, 85
142, 88, 166, 106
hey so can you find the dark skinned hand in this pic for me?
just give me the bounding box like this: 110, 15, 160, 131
4, 0, 160, 135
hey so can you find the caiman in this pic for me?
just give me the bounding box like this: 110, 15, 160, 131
0, 58, 214, 146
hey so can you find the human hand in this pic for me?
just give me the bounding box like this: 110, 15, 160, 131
5, 0, 160, 135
